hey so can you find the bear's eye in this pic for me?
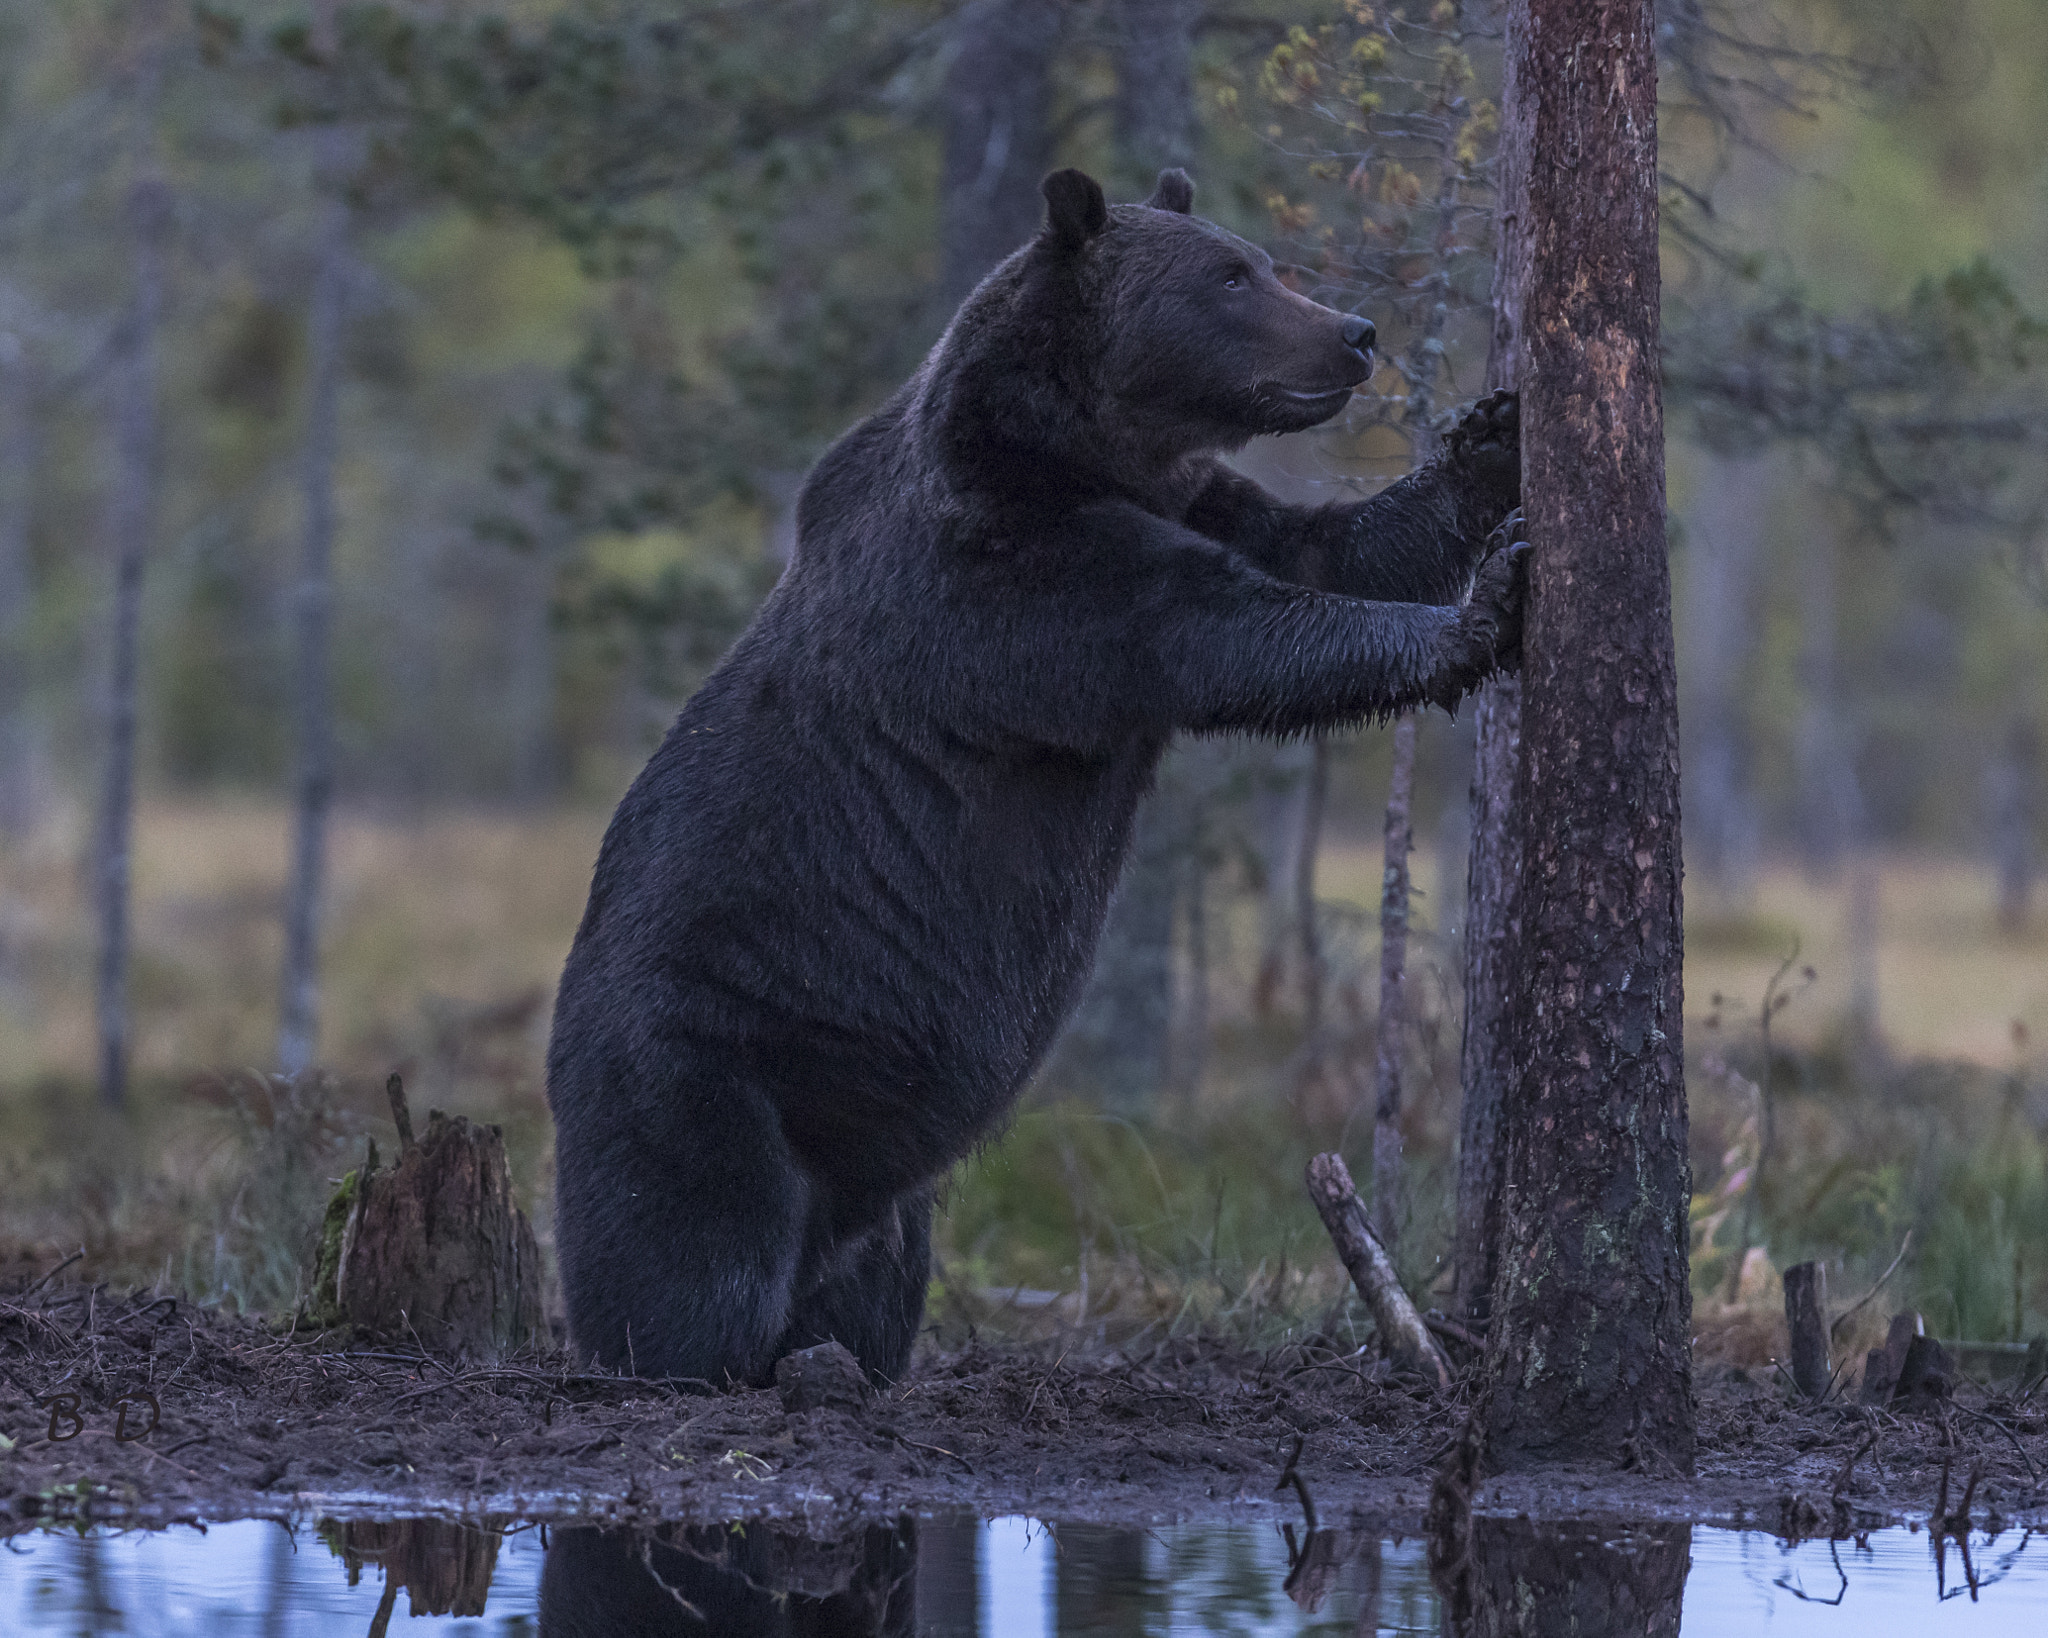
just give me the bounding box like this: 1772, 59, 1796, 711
1223, 269, 1247, 290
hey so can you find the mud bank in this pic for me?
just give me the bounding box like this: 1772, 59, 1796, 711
4, 1279, 2044, 1536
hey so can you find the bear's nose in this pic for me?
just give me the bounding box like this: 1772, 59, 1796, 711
1341, 315, 1376, 353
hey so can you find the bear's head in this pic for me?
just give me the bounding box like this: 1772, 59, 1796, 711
922, 168, 1377, 505
1042, 167, 1376, 443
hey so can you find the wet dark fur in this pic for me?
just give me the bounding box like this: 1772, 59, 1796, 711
546, 169, 1523, 1386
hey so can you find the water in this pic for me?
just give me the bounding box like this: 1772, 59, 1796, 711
0, 1513, 2041, 1633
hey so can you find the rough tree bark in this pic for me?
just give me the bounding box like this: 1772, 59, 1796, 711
327, 1086, 544, 1359
1371, 715, 1416, 1244
1479, 0, 1694, 1472
280, 36, 349, 1073
94, 36, 170, 1109
939, 0, 1062, 310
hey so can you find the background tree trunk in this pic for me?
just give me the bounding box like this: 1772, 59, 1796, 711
1371, 715, 1416, 1244
1295, 736, 1330, 1039
94, 107, 170, 1111
1681, 454, 1765, 901
280, 95, 349, 1075
1794, 521, 1854, 880
939, 0, 1062, 310
0, 325, 43, 841
1480, 0, 1694, 1473
1111, 0, 1196, 189
1991, 716, 2036, 935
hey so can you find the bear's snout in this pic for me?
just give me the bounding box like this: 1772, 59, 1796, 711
1341, 314, 1376, 355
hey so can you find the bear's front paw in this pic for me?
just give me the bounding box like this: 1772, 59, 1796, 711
1428, 541, 1528, 710
1444, 390, 1520, 508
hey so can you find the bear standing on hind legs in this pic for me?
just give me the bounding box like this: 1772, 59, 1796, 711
545, 167, 1525, 1387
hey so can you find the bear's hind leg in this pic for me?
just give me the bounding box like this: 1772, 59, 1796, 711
776, 1189, 933, 1383
554, 1120, 808, 1387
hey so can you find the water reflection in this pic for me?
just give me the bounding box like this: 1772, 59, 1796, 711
1433, 1519, 1690, 1637
538, 1518, 916, 1634
0, 1511, 2044, 1632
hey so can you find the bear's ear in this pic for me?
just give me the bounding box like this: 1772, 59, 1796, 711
1145, 169, 1195, 214
1041, 168, 1108, 251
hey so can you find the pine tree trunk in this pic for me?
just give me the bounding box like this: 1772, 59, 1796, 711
94, 153, 170, 1111
1371, 716, 1416, 1244
280, 141, 347, 1076
939, 0, 1062, 310
1479, 0, 1694, 1473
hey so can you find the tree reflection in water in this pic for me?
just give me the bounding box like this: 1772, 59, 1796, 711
1431, 1516, 1689, 1638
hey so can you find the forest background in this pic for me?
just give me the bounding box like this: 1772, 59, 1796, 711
0, 0, 2045, 1363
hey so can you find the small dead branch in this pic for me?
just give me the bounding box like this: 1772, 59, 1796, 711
1303, 1153, 1451, 1391
1831, 1231, 1912, 1343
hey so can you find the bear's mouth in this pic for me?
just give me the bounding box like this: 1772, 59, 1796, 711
1273, 385, 1356, 411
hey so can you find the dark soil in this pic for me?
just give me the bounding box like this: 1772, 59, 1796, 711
4, 1277, 2044, 1538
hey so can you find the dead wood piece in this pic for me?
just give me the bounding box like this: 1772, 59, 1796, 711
334, 1110, 544, 1359
1891, 1332, 1955, 1406
1859, 1312, 1919, 1406
1783, 1262, 1830, 1401
1304, 1152, 1451, 1391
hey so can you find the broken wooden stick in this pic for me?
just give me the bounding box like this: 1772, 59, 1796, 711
1304, 1152, 1451, 1390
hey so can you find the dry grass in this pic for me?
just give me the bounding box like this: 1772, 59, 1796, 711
2, 796, 2044, 1344
1316, 841, 2048, 1070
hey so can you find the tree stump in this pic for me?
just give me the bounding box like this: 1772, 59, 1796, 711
1783, 1262, 1830, 1400
315, 1077, 543, 1358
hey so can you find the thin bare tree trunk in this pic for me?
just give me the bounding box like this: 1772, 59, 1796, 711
0, 327, 41, 841
1254, 743, 1312, 1018
1296, 736, 1330, 1038
1794, 519, 1851, 880
1481, 0, 1694, 1472
280, 112, 348, 1076
1682, 454, 1765, 901
1992, 718, 2037, 935
1371, 715, 1416, 1245
94, 54, 170, 1109
1174, 839, 1210, 1101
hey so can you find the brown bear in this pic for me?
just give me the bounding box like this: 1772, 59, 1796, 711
545, 167, 1523, 1386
